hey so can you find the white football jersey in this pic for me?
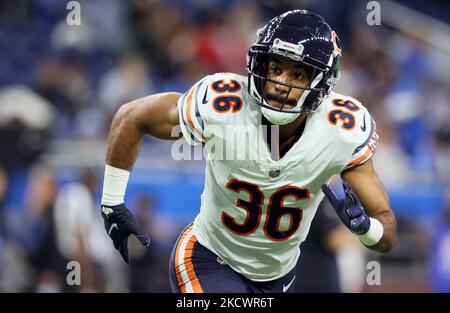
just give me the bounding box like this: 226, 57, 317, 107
177, 72, 378, 281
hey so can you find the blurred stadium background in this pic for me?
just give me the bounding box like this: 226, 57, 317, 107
0, 0, 449, 293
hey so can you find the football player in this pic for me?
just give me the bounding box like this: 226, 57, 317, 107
100, 10, 397, 293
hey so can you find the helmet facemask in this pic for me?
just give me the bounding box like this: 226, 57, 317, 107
247, 47, 339, 125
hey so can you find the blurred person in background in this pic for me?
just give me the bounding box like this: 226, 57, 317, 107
99, 54, 155, 119
0, 86, 53, 169
32, 54, 93, 137
0, 166, 32, 293
130, 0, 183, 80
53, 169, 114, 292
8, 164, 63, 292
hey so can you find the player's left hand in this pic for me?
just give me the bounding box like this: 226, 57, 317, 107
101, 203, 150, 264
321, 182, 370, 235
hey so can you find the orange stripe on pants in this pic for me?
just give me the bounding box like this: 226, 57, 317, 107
183, 235, 203, 293
174, 225, 192, 293
174, 225, 203, 293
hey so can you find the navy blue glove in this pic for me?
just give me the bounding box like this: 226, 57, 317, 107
321, 182, 370, 235
101, 203, 150, 264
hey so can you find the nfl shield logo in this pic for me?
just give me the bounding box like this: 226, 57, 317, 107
268, 168, 281, 178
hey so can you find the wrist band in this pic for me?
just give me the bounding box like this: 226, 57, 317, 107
358, 217, 384, 246
101, 164, 130, 206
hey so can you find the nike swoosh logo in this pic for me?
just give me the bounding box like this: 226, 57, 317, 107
108, 223, 118, 236
202, 88, 209, 104
282, 275, 296, 292
102, 206, 113, 217
360, 113, 367, 132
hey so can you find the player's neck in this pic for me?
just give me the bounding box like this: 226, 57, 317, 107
261, 113, 308, 160
279, 113, 307, 143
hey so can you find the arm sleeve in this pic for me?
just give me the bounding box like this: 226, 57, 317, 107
343, 110, 379, 171
177, 76, 210, 145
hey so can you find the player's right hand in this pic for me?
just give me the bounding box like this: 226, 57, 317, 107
101, 203, 150, 264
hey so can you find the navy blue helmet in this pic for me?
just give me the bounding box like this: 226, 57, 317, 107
247, 10, 341, 122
